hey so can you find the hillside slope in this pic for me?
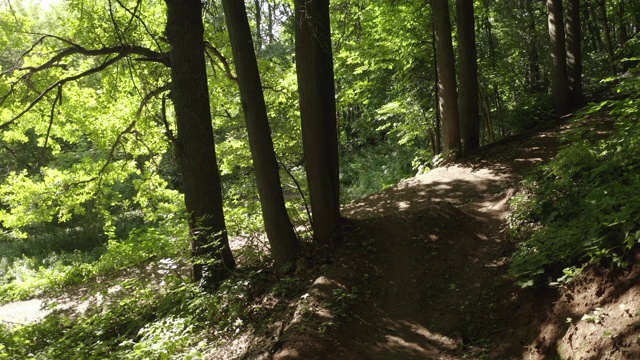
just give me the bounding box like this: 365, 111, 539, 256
273, 116, 640, 360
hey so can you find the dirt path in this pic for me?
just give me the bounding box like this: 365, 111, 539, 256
274, 117, 639, 359
273, 121, 567, 360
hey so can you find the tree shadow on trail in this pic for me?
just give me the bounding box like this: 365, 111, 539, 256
273, 116, 637, 360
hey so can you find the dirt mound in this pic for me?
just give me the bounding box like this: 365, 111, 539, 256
273, 117, 640, 359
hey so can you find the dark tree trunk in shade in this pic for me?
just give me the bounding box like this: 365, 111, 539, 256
164, 0, 235, 284
456, 0, 480, 153
431, 0, 461, 159
524, 0, 542, 92
596, 0, 616, 73
293, 0, 341, 245
566, 0, 583, 107
546, 0, 571, 115
583, 2, 605, 53
431, 24, 442, 156
221, 0, 299, 269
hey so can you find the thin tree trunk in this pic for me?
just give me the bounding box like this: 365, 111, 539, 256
482, 0, 502, 142
221, 0, 299, 269
432, 22, 442, 156
456, 0, 480, 153
267, 0, 275, 44
293, 0, 341, 245
584, 1, 605, 53
566, 0, 583, 107
618, 2, 628, 44
432, 0, 461, 159
253, 0, 263, 51
525, 0, 542, 92
479, 85, 495, 143
547, 0, 571, 115
165, 0, 235, 284
597, 0, 616, 73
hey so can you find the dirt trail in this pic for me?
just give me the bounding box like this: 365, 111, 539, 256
274, 117, 640, 359
273, 121, 566, 360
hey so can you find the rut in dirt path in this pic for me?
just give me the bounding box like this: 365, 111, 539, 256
274, 121, 569, 360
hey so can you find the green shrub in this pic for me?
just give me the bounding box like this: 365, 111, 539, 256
509, 75, 640, 286
340, 142, 417, 201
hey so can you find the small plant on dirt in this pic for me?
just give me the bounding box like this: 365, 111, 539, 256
581, 308, 605, 324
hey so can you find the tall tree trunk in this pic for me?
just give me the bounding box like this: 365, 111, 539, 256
456, 0, 480, 153
482, 0, 502, 142
431, 0, 461, 159
618, 2, 628, 44
221, 0, 299, 269
165, 0, 235, 284
431, 22, 442, 156
597, 0, 616, 73
525, 0, 542, 92
293, 0, 341, 245
267, 0, 275, 44
584, 1, 605, 53
253, 0, 263, 51
566, 0, 583, 107
547, 0, 571, 115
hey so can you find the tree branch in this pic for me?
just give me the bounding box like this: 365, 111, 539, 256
159, 94, 178, 144
70, 119, 137, 190
14, 43, 169, 74
204, 42, 237, 82
44, 85, 63, 148
137, 83, 172, 118
113, 0, 165, 53
0, 52, 128, 131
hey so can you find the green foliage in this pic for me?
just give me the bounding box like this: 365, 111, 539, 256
340, 142, 417, 202
0, 201, 188, 303
509, 74, 640, 285
505, 93, 554, 132
0, 261, 312, 359
0, 278, 203, 359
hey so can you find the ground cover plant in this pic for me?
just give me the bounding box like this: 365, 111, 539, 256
509, 73, 640, 286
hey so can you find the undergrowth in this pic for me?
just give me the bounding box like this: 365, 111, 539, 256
0, 255, 312, 359
340, 142, 417, 202
0, 219, 188, 304
509, 72, 640, 286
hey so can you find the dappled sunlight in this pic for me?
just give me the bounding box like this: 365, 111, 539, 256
343, 165, 508, 221
0, 299, 50, 326
382, 319, 460, 350
0, 260, 191, 327
371, 317, 462, 358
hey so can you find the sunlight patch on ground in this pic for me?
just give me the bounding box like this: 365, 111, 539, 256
0, 299, 49, 326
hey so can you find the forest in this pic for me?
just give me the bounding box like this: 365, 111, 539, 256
0, 0, 639, 358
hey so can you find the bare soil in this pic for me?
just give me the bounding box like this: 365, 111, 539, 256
273, 116, 640, 360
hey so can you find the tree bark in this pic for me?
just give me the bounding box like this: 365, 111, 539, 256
431, 0, 461, 159
253, 0, 263, 51
456, 0, 480, 153
165, 0, 235, 284
221, 0, 299, 269
584, 1, 605, 53
566, 0, 583, 107
431, 23, 442, 156
546, 0, 571, 115
524, 0, 542, 92
293, 0, 341, 245
596, 0, 616, 73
